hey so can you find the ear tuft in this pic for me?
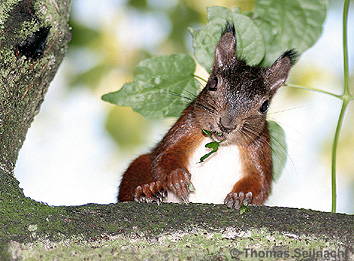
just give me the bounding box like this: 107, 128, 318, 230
222, 22, 235, 37
213, 22, 237, 70
280, 49, 298, 66
264, 49, 298, 93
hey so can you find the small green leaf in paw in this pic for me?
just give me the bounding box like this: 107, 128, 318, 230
202, 129, 213, 137
199, 130, 225, 163
205, 141, 219, 150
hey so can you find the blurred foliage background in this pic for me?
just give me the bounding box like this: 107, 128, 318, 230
15, 0, 353, 213
67, 0, 257, 152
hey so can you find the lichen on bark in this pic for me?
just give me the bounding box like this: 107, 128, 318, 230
0, 0, 71, 176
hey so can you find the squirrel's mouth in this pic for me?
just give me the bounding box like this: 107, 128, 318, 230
213, 127, 247, 145
209, 128, 229, 142
212, 132, 225, 142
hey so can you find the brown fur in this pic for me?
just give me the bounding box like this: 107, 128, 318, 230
118, 105, 204, 201
118, 154, 153, 201
234, 123, 272, 204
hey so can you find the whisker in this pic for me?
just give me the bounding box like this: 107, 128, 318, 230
243, 124, 289, 166
195, 102, 215, 114
168, 90, 216, 114
269, 134, 296, 178
242, 125, 260, 138
194, 78, 206, 88
244, 115, 261, 121
168, 91, 194, 102
243, 123, 296, 176
268, 105, 306, 115
203, 94, 220, 112
184, 89, 219, 112
183, 89, 198, 99
204, 100, 217, 111
240, 129, 254, 144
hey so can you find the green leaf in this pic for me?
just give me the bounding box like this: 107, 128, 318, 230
252, 0, 327, 66
202, 129, 213, 137
199, 151, 215, 163
199, 140, 223, 163
102, 54, 199, 119
268, 120, 287, 181
192, 6, 265, 72
205, 141, 219, 151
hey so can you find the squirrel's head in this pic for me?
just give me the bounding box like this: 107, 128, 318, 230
194, 23, 297, 145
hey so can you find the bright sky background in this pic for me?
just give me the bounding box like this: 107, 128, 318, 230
15, 1, 353, 213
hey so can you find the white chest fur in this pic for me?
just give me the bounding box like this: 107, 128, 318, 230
166, 138, 243, 204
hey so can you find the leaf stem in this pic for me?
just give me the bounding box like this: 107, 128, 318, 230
193, 74, 208, 83
331, 100, 348, 213
342, 0, 350, 97
286, 84, 341, 99
331, 0, 351, 213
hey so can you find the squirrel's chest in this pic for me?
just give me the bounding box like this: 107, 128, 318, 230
166, 138, 243, 204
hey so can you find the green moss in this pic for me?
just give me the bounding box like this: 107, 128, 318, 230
0, 171, 66, 259
0, 177, 352, 260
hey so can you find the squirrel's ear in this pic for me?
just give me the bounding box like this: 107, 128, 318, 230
264, 50, 298, 93
213, 23, 236, 70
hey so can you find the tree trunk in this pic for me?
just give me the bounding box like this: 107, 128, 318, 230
0, 1, 352, 260
0, 0, 71, 177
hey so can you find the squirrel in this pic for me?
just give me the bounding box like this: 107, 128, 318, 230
118, 23, 297, 209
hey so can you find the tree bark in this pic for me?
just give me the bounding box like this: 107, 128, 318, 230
0, 1, 352, 260
0, 0, 71, 176
2, 202, 354, 260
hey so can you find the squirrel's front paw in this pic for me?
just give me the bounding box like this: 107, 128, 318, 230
224, 192, 252, 209
134, 181, 167, 204
166, 168, 192, 203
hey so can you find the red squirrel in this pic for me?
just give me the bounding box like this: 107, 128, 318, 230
118, 23, 297, 209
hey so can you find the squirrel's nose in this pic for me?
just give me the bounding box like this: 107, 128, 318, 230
218, 118, 236, 133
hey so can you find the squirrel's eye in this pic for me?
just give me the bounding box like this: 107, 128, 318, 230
260, 100, 269, 113
208, 76, 218, 91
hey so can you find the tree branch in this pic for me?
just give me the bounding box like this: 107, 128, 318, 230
0, 0, 71, 175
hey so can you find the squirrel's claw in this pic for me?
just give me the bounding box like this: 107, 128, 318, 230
166, 168, 192, 203
224, 191, 253, 209
133, 181, 166, 204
